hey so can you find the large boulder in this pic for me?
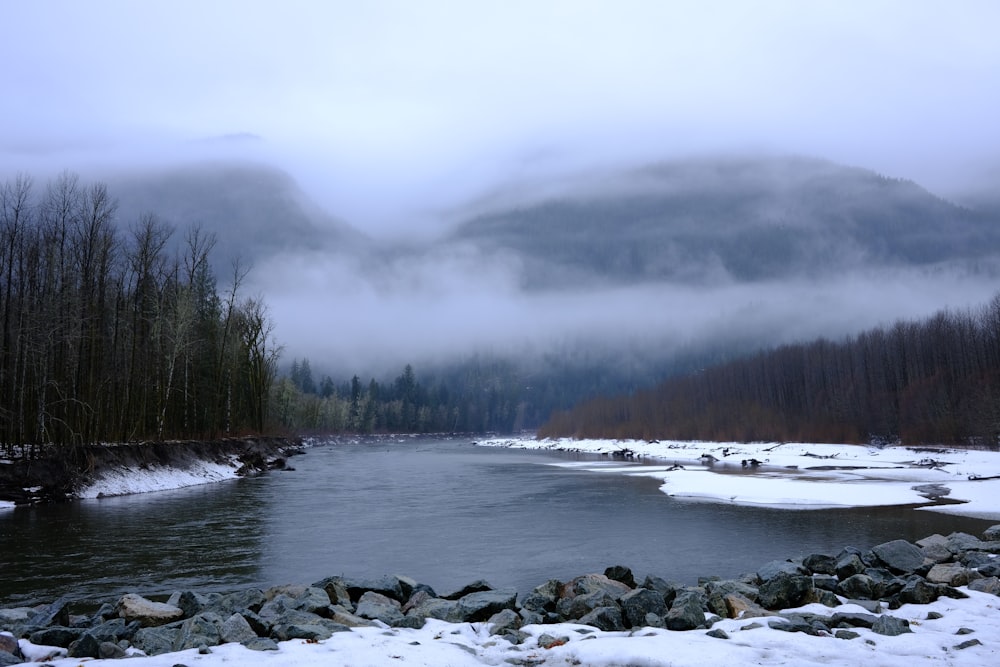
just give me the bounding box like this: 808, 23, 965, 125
521, 580, 561, 614
560, 574, 631, 601
620, 588, 668, 627
665, 591, 708, 631
556, 590, 619, 621
173, 612, 223, 651
983, 525, 1000, 542
835, 553, 867, 580
837, 574, 875, 600
220, 613, 258, 644
604, 565, 636, 588
871, 540, 925, 574
757, 560, 809, 582
926, 563, 974, 586
354, 591, 405, 625
117, 594, 184, 627
447, 588, 517, 623
802, 553, 837, 575
578, 606, 625, 632
66, 632, 101, 659
758, 573, 816, 610
404, 595, 458, 622
132, 626, 180, 656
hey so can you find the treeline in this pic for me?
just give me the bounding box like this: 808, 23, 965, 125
540, 294, 1000, 447
271, 359, 537, 435
0, 172, 280, 458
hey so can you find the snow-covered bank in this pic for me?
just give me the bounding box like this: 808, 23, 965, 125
478, 437, 1000, 520
77, 457, 243, 498
8, 590, 999, 667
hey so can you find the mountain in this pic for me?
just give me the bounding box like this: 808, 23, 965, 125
445, 156, 1000, 289
108, 161, 371, 275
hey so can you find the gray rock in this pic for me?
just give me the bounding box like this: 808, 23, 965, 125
768, 615, 826, 636
706, 628, 729, 639
812, 574, 839, 592
405, 596, 458, 621
835, 629, 861, 640
244, 637, 280, 651
218, 588, 266, 614
314, 578, 353, 608
0, 652, 22, 667
719, 593, 769, 620
846, 599, 882, 613
803, 554, 838, 575
271, 623, 334, 641
603, 565, 636, 588
90, 618, 134, 643
578, 606, 625, 632
704, 580, 759, 618
0, 607, 33, 626
447, 588, 517, 623
173, 613, 222, 651
29, 626, 83, 647
665, 591, 707, 631
927, 563, 973, 586
176, 590, 213, 618
67, 632, 101, 658
29, 597, 70, 628
328, 605, 377, 628
220, 613, 258, 644
983, 525, 1000, 541
488, 608, 522, 635
560, 574, 631, 601
757, 560, 809, 581
837, 574, 875, 600
835, 553, 867, 580
441, 579, 494, 601
758, 573, 816, 610
556, 590, 618, 621
620, 588, 668, 627
871, 540, 925, 574
640, 575, 679, 606
0, 635, 17, 655
132, 626, 180, 655
872, 615, 911, 636
292, 587, 333, 615
354, 591, 404, 625
521, 579, 561, 614
536, 633, 569, 649
968, 576, 1000, 595
98, 641, 128, 659
830, 612, 876, 628
897, 578, 941, 605
955, 638, 983, 650
864, 568, 906, 598
946, 532, 985, 554
519, 610, 544, 626
117, 593, 184, 627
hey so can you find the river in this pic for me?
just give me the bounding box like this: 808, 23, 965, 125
1, 436, 993, 607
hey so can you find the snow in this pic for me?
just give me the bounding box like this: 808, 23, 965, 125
478, 437, 1000, 519
76, 457, 241, 498
0, 500, 14, 511
14, 592, 1000, 666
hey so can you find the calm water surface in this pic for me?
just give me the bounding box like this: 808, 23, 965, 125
1, 437, 993, 607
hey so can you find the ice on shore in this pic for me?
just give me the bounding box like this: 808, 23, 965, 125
478, 437, 1000, 520
76, 457, 241, 499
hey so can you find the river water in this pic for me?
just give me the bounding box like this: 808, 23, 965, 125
1, 436, 994, 607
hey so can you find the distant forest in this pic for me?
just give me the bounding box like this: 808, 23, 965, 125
539, 294, 1000, 447
0, 173, 280, 458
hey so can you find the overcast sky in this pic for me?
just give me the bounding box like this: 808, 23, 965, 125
3, 0, 999, 237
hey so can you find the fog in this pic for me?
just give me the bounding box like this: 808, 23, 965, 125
3, 1, 1000, 377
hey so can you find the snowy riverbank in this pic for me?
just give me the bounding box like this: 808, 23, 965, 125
477, 437, 1000, 520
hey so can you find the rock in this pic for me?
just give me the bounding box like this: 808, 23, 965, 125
117, 593, 184, 627
757, 560, 809, 581
722, 593, 769, 620
954, 638, 983, 650
89, 618, 133, 643
864, 568, 905, 598
946, 532, 985, 554
0, 635, 17, 655
812, 574, 839, 592
521, 580, 561, 614
830, 612, 876, 628
556, 590, 619, 621
243, 637, 280, 651
803, 553, 837, 575
927, 563, 972, 586
968, 576, 1000, 595
603, 565, 636, 588
640, 575, 679, 606
292, 587, 333, 615
132, 626, 180, 655
29, 597, 71, 628
271, 622, 334, 641
871, 540, 925, 574
704, 580, 759, 618
67, 632, 101, 658
0, 608, 33, 626
0, 652, 22, 667
98, 641, 128, 659
897, 577, 941, 605
328, 605, 377, 628
983, 525, 1000, 541
665, 591, 707, 631
441, 579, 494, 601
176, 590, 213, 618
447, 588, 517, 623
488, 609, 522, 635
758, 573, 816, 610
917, 534, 953, 563
837, 574, 875, 599
705, 628, 729, 639
560, 574, 631, 601
768, 615, 827, 636
835, 553, 867, 580
220, 613, 258, 644
872, 615, 911, 636
620, 588, 668, 627
835, 629, 861, 640
28, 626, 83, 647
314, 578, 353, 608
536, 633, 570, 649
405, 596, 458, 621
578, 606, 625, 632
173, 613, 222, 651
354, 591, 405, 625
846, 599, 882, 613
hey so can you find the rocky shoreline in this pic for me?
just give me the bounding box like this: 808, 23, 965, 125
0, 436, 300, 506
2, 526, 999, 664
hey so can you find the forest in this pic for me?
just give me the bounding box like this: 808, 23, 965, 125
539, 293, 1000, 447
0, 172, 280, 458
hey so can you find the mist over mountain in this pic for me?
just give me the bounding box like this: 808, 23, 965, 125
446, 156, 999, 289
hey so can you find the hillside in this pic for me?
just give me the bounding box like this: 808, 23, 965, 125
446, 156, 1000, 289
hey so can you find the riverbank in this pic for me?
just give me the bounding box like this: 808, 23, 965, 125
0, 436, 300, 507
2, 526, 999, 666
477, 437, 1000, 520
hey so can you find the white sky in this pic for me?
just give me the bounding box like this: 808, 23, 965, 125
3, 0, 1000, 236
